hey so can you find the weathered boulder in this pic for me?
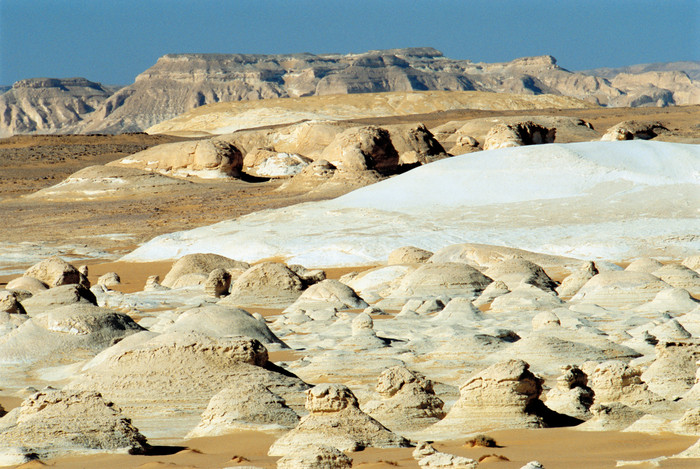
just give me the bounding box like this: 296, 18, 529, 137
571, 271, 671, 309
428, 360, 549, 436
242, 148, 312, 178
390, 262, 492, 299
203, 268, 231, 297
222, 262, 305, 308
5, 276, 48, 295
576, 402, 645, 431
320, 126, 399, 172
556, 261, 598, 298
383, 123, 447, 165
641, 340, 700, 400
268, 383, 410, 455
162, 253, 250, 288
652, 264, 700, 296
20, 284, 97, 315
588, 360, 664, 409
362, 366, 445, 432
276, 444, 352, 469
600, 120, 668, 141
625, 257, 664, 273
187, 384, 299, 437
164, 304, 287, 347
23, 256, 87, 288
412, 441, 477, 468
0, 390, 148, 464
483, 258, 558, 292
97, 272, 121, 288
285, 279, 367, 312
483, 121, 555, 150
0, 291, 25, 315
544, 365, 594, 420
388, 246, 434, 265
0, 304, 144, 365
110, 139, 243, 178
288, 264, 326, 286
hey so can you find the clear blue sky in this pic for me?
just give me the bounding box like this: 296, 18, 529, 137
1, 0, 698, 86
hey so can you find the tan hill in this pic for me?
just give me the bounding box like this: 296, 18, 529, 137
146, 90, 596, 135
65, 49, 699, 134
581, 61, 700, 81
0, 78, 116, 137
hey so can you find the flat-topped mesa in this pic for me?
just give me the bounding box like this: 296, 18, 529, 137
12, 77, 107, 90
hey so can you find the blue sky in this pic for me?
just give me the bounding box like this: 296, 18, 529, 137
1, 0, 698, 85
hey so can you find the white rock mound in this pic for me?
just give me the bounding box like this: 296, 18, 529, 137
268, 383, 410, 455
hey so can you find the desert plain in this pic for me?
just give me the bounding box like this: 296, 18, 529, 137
0, 49, 699, 469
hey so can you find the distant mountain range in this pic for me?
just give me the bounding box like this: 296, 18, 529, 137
579, 61, 700, 81
1, 48, 698, 137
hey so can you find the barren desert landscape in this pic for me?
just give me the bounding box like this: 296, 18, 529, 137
1, 3, 700, 468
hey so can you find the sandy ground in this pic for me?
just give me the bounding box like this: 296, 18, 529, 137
11, 428, 697, 468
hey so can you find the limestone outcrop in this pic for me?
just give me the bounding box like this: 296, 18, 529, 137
187, 384, 299, 437
483, 258, 558, 292
221, 262, 305, 307
319, 126, 399, 173
600, 120, 669, 141
161, 253, 250, 288
483, 121, 556, 150
362, 366, 446, 432
0, 390, 147, 464
268, 383, 409, 455
571, 271, 672, 308
276, 444, 352, 469
285, 279, 368, 312
23, 256, 87, 288
109, 139, 243, 179
544, 365, 595, 420
388, 246, 434, 265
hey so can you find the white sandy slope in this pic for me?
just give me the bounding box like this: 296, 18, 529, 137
122, 141, 700, 267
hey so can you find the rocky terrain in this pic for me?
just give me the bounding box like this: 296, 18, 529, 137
2, 49, 699, 136
0, 88, 698, 467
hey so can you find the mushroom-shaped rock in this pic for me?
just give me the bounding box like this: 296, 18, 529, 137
641, 340, 700, 400
110, 139, 243, 178
483, 258, 557, 292
162, 253, 250, 288
243, 148, 312, 178
187, 384, 299, 437
23, 256, 85, 288
625, 257, 664, 273
391, 263, 492, 299
276, 444, 352, 469
483, 121, 555, 150
222, 262, 305, 308
0, 390, 148, 463
320, 126, 399, 173
388, 246, 434, 265
285, 279, 368, 312
0, 304, 144, 365
97, 272, 121, 289
652, 264, 700, 297
203, 268, 231, 297
571, 271, 671, 309
0, 291, 26, 315
588, 360, 664, 409
556, 261, 598, 298
164, 304, 287, 347
362, 366, 445, 432
268, 383, 410, 455
20, 284, 97, 315
428, 360, 548, 436
70, 332, 310, 438
544, 365, 594, 420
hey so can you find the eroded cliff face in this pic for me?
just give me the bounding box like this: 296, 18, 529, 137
0, 78, 116, 137
3, 48, 699, 136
